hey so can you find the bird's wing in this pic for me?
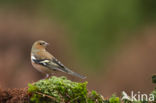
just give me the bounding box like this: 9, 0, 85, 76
31, 56, 52, 67
31, 54, 86, 79
49, 58, 86, 79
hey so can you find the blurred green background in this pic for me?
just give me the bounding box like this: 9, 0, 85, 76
0, 0, 156, 96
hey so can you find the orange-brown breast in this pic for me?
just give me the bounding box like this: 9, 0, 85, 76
35, 50, 53, 60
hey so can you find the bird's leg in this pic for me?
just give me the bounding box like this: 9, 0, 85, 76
44, 74, 50, 79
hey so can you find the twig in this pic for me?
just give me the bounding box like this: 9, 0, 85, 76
70, 96, 80, 102
36, 92, 56, 100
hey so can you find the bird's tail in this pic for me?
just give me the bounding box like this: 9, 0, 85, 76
65, 68, 86, 79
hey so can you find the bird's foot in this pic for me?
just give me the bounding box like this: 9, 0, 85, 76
44, 74, 51, 79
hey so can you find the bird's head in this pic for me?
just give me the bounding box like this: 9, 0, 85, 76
32, 40, 49, 51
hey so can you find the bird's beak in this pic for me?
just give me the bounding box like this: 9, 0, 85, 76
45, 42, 49, 46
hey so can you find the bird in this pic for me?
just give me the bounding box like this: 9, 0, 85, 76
31, 40, 86, 79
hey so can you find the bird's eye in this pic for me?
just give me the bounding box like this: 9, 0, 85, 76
39, 42, 44, 45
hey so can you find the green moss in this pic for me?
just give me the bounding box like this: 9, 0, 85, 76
109, 95, 120, 103
28, 76, 155, 103
87, 90, 105, 103
27, 76, 156, 103
28, 76, 104, 103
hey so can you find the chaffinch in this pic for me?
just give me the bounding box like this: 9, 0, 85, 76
31, 40, 86, 79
